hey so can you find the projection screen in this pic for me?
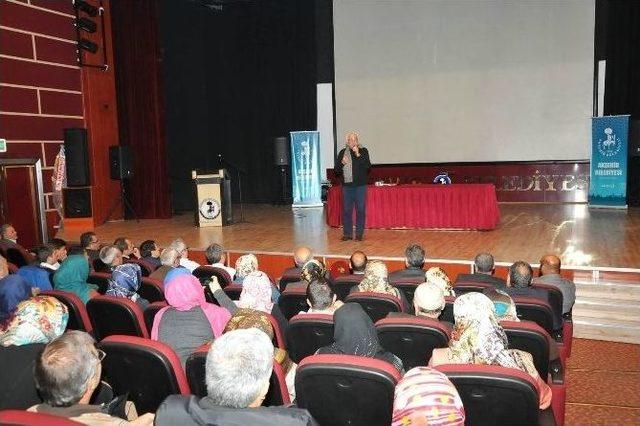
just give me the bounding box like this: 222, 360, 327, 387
333, 0, 595, 164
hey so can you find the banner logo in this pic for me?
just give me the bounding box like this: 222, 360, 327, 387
597, 127, 621, 157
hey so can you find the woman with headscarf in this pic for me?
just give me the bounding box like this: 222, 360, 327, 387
237, 270, 288, 339
318, 303, 404, 373
354, 260, 411, 312
53, 254, 98, 304
392, 367, 465, 426
425, 266, 456, 297
233, 254, 259, 284
152, 274, 231, 365
0, 275, 68, 346
107, 263, 149, 309
429, 292, 551, 409
485, 287, 519, 322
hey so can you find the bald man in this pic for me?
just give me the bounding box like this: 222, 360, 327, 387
349, 251, 367, 274
534, 255, 576, 314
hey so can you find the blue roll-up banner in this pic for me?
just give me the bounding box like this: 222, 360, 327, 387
589, 115, 630, 208
290, 131, 323, 208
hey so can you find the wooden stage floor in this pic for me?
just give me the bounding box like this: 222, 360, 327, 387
58, 203, 640, 269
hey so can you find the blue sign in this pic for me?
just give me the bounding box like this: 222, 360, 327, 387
290, 131, 323, 207
589, 115, 630, 208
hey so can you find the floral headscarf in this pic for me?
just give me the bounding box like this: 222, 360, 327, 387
301, 259, 327, 283
425, 267, 455, 297
392, 367, 465, 426
357, 260, 396, 296
235, 254, 258, 279
0, 295, 68, 347
237, 271, 274, 313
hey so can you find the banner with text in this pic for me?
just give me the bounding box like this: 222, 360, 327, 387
589, 115, 630, 208
290, 131, 323, 207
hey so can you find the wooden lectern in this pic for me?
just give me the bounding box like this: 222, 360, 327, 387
192, 169, 232, 227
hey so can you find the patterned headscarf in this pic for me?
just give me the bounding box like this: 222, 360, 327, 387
0, 295, 68, 347
235, 254, 258, 279
425, 267, 455, 297
449, 292, 524, 370
224, 308, 274, 339
392, 367, 465, 426
106, 263, 141, 299
358, 260, 396, 295
237, 271, 274, 313
485, 288, 520, 322
301, 259, 327, 284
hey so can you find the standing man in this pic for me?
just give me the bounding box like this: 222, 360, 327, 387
335, 132, 371, 241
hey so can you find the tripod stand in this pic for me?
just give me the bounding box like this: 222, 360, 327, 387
104, 180, 139, 224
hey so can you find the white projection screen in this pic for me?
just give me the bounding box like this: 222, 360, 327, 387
333, 0, 595, 164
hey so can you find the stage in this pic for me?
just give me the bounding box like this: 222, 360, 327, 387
58, 203, 640, 270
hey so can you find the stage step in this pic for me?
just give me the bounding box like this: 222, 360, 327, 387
572, 278, 640, 344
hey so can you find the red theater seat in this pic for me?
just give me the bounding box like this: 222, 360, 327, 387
0, 410, 82, 425
193, 266, 232, 287
390, 277, 424, 306
452, 280, 495, 295
533, 282, 573, 356
440, 295, 456, 324
143, 301, 168, 333
287, 313, 334, 363
138, 277, 165, 303
434, 364, 557, 426
345, 291, 404, 323
222, 283, 243, 300
295, 354, 402, 426
375, 316, 450, 371
86, 295, 148, 340
278, 287, 310, 320
87, 272, 111, 294
42, 290, 93, 334
98, 335, 190, 414
332, 274, 363, 301
124, 258, 154, 277
278, 271, 301, 291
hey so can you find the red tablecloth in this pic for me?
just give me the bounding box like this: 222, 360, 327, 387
327, 184, 500, 230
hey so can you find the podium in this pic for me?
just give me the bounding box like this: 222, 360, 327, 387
192, 169, 232, 227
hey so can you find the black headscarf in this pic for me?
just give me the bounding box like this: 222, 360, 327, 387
318, 303, 403, 372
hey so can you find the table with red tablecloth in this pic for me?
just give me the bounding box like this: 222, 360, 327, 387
326, 184, 500, 230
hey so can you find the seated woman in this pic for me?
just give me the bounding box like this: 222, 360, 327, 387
152, 274, 231, 366
485, 287, 520, 321
392, 366, 465, 426
100, 245, 149, 309
53, 254, 99, 304
317, 303, 404, 373
237, 271, 288, 338
0, 275, 68, 346
425, 266, 456, 297
352, 260, 411, 312
428, 292, 552, 409
233, 254, 259, 285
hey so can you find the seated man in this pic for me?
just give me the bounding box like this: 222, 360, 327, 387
30, 330, 154, 425
205, 243, 235, 279
349, 250, 367, 276
37, 243, 60, 272
534, 254, 576, 315
139, 239, 162, 269
169, 238, 200, 272
503, 261, 549, 303
80, 231, 102, 264
0, 223, 20, 248
100, 245, 148, 309
114, 237, 140, 261
17, 245, 54, 291
282, 246, 313, 277
300, 281, 343, 315
455, 252, 506, 288
150, 248, 180, 283
155, 328, 315, 425
50, 238, 68, 265
387, 282, 450, 326
388, 244, 426, 283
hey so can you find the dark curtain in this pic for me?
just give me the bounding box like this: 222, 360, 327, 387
111, 0, 171, 218
161, 0, 317, 210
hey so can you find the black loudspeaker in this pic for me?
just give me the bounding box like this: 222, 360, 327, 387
273, 137, 289, 166
63, 187, 92, 218
64, 128, 90, 187
109, 146, 133, 180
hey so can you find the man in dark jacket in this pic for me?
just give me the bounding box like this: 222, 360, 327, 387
389, 244, 426, 283
155, 329, 316, 426
455, 252, 506, 288
334, 132, 371, 241
503, 261, 549, 302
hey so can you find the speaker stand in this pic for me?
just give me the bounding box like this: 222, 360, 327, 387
104, 181, 140, 224
234, 169, 251, 224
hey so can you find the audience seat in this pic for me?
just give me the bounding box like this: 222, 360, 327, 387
332, 274, 363, 301
391, 277, 424, 306
185, 343, 291, 406
5, 247, 33, 268
345, 291, 404, 323
512, 296, 556, 336
125, 258, 154, 277
452, 280, 495, 295
0, 410, 82, 425
533, 282, 573, 357
98, 335, 190, 414
278, 287, 309, 320
42, 290, 93, 334
138, 277, 165, 303
7, 262, 19, 274
0, 343, 45, 410
143, 301, 168, 333
92, 258, 110, 273
375, 316, 450, 371
86, 295, 148, 340
295, 354, 402, 426
266, 312, 287, 349
434, 364, 557, 426
278, 271, 301, 292
87, 272, 111, 294
328, 260, 350, 279
222, 283, 243, 300
439, 295, 456, 324
287, 313, 334, 363
193, 266, 232, 287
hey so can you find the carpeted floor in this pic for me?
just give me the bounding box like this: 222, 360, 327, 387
565, 339, 640, 425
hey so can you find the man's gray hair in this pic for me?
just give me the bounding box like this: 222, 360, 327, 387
205, 243, 224, 264
205, 328, 273, 408
99, 245, 120, 266
405, 244, 425, 268
168, 238, 187, 253
0, 223, 13, 238
474, 252, 495, 273
160, 248, 180, 266
34, 331, 100, 407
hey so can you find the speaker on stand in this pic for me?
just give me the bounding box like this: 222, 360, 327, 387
104, 146, 139, 223
273, 136, 291, 205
